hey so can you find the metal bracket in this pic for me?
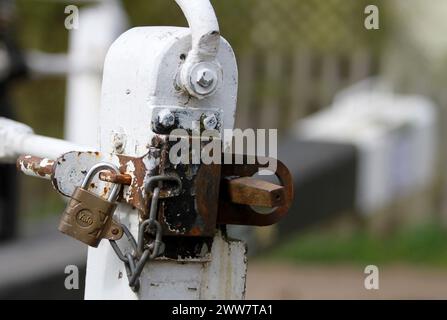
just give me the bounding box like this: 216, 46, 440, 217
18, 151, 294, 233
175, 0, 223, 99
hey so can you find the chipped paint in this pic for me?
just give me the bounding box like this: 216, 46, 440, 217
16, 155, 55, 180
50, 150, 167, 215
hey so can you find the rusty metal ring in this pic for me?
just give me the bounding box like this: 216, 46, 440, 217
144, 175, 182, 195
217, 155, 294, 226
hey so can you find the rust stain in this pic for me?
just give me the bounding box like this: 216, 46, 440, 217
151, 135, 163, 149
194, 164, 221, 236
99, 171, 132, 185
115, 152, 153, 216
189, 226, 203, 236
217, 155, 294, 226
16, 155, 55, 178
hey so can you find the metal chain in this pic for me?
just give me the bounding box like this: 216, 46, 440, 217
109, 175, 182, 292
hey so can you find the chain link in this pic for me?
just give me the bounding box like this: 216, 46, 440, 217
109, 175, 182, 292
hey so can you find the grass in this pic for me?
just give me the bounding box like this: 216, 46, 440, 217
264, 223, 447, 267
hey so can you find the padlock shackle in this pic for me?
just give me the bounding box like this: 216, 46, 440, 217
82, 162, 121, 202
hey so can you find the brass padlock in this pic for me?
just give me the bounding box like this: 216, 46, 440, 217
58, 162, 124, 247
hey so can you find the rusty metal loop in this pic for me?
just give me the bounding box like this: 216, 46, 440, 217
144, 175, 182, 196
149, 187, 161, 221
218, 156, 294, 226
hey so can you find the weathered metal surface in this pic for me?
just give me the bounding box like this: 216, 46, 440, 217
151, 107, 222, 134
162, 236, 213, 260
159, 163, 221, 237
17, 151, 293, 231
114, 150, 160, 214
199, 231, 247, 299
156, 135, 221, 237
16, 155, 55, 180
218, 155, 294, 226
224, 176, 286, 208
52, 151, 108, 198
51, 150, 160, 214
99, 171, 132, 185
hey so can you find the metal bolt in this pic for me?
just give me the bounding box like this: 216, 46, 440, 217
112, 131, 126, 154
158, 110, 175, 128
196, 69, 215, 88
203, 114, 218, 130
114, 141, 124, 154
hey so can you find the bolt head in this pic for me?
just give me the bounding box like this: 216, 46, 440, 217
158, 110, 175, 128
203, 114, 218, 130
197, 69, 215, 88
183, 62, 221, 98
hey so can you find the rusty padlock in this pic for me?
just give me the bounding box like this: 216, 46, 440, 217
58, 162, 124, 247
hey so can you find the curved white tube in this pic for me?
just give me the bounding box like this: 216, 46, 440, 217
0, 117, 93, 163
175, 0, 220, 61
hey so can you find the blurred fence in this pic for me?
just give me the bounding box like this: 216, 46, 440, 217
127, 0, 386, 131
219, 0, 384, 131
235, 49, 377, 131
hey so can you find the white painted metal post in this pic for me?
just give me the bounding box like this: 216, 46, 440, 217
84, 0, 247, 299
65, 0, 128, 147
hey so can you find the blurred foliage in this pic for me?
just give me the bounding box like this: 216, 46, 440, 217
15, 0, 388, 54
250, 0, 387, 53
15, 0, 68, 53
12, 78, 67, 222
124, 0, 388, 54
265, 223, 447, 266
